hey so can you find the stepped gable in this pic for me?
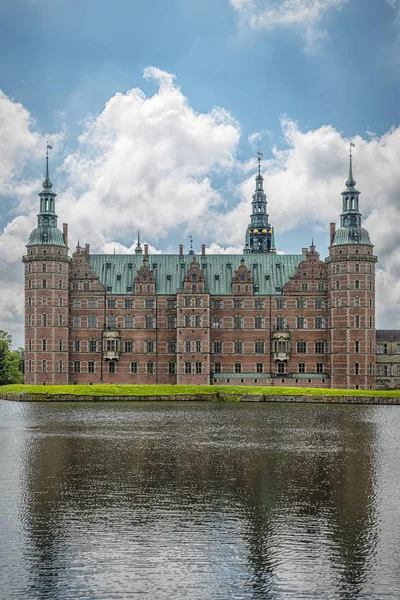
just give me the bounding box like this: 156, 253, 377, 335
134, 255, 155, 294
283, 242, 327, 293
182, 256, 205, 292
70, 243, 104, 293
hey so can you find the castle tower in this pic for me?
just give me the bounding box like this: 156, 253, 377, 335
244, 150, 276, 254
22, 148, 71, 384
326, 145, 377, 389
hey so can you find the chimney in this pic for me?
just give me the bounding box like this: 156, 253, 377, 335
85, 243, 90, 259
63, 223, 68, 247
144, 244, 149, 257
302, 248, 308, 256
201, 244, 206, 256
330, 223, 336, 246
179, 244, 183, 257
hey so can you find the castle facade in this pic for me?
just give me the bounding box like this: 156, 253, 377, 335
23, 150, 377, 389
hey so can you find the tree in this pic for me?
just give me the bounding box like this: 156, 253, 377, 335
0, 330, 24, 385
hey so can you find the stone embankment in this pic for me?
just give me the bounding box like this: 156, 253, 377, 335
2, 392, 400, 405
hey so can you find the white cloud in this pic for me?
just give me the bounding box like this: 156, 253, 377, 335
230, 0, 350, 48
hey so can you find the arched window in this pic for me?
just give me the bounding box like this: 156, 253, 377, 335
192, 273, 197, 282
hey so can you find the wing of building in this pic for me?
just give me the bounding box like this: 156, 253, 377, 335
23, 148, 380, 389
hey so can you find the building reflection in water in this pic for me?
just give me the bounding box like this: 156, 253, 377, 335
19, 403, 379, 600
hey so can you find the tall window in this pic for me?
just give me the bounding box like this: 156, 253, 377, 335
355, 362, 359, 375
88, 298, 98, 309
213, 299, 223, 309
355, 297, 360, 307
145, 298, 154, 309
130, 361, 138, 374
298, 362, 305, 373
355, 263, 360, 273
42, 313, 47, 326
355, 315, 360, 328
145, 315, 154, 328
234, 340, 243, 354
212, 316, 222, 329
233, 299, 243, 309
73, 360, 80, 373
194, 315, 201, 328
316, 362, 324, 374
107, 315, 117, 328
233, 315, 243, 330
74, 340, 81, 352
315, 298, 325, 309
58, 297, 63, 306
88, 361, 95, 373
315, 316, 325, 329
276, 298, 285, 309
301, 283, 308, 292
195, 340, 202, 353
147, 361, 154, 374
42, 279, 47, 289
276, 316, 286, 331
58, 314, 63, 326
167, 340, 176, 353
213, 341, 223, 354
124, 299, 133, 309
124, 315, 134, 328
355, 280, 360, 289
167, 315, 176, 329
108, 299, 116, 309
255, 340, 264, 354
297, 298, 306, 309
185, 361, 192, 374
167, 299, 176, 309
195, 361, 202, 374
235, 362, 242, 373
214, 362, 221, 373
109, 361, 116, 373
42, 339, 47, 351
42, 360, 47, 373
297, 340, 307, 353
146, 340, 155, 353
315, 341, 325, 354
88, 315, 98, 328
168, 362, 176, 375
195, 297, 202, 308
254, 316, 264, 329
89, 340, 97, 352
297, 316, 306, 329
28, 314, 32, 326
124, 341, 133, 353
355, 340, 360, 353
185, 315, 191, 327
277, 362, 285, 374
58, 360, 63, 373
185, 340, 191, 353
256, 362, 263, 373
255, 299, 264, 310
28, 339, 32, 351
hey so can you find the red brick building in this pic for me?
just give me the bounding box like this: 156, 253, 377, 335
23, 149, 377, 389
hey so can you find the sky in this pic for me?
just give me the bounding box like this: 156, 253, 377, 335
0, 0, 399, 347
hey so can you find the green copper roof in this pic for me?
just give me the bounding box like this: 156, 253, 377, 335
332, 226, 372, 246
88, 253, 305, 295
27, 226, 66, 247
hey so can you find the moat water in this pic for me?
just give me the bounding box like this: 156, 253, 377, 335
0, 401, 399, 600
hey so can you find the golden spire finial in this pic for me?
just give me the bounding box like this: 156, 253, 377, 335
257, 149, 263, 175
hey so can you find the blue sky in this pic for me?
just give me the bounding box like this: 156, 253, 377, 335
0, 0, 400, 345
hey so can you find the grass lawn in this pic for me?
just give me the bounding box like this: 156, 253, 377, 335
1, 383, 400, 398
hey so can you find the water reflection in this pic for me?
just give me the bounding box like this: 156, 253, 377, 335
0, 401, 398, 599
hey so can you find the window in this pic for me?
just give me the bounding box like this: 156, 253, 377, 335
297, 316, 306, 329
369, 316, 373, 328
185, 315, 191, 327
355, 315, 360, 328
256, 362, 263, 373
336, 264, 340, 273
212, 316, 222, 329
194, 315, 201, 328
58, 280, 62, 290
317, 282, 325, 292
297, 340, 307, 353
107, 315, 117, 328
235, 362, 242, 373
28, 360, 32, 373
369, 298, 373, 308
73, 298, 81, 309
214, 362, 221, 373
315, 316, 325, 329
145, 298, 154, 309
130, 361, 138, 374
298, 362, 306, 373
185, 361, 192, 374
28, 339, 32, 351
355, 263, 360, 273
377, 364, 388, 377
195, 361, 202, 374
167, 299, 176, 309
28, 314, 32, 326
27, 296, 32, 307
195, 297, 202, 307
124, 315, 134, 328
277, 362, 285, 374
355, 362, 359, 375
42, 313, 47, 326
86, 298, 96, 309
315, 298, 325, 309
42, 339, 47, 351
58, 314, 63, 327
213, 341, 223, 354
255, 340, 264, 354
255, 299, 264, 310
233, 315, 243, 330
58, 264, 62, 273
88, 315, 98, 328
166, 340, 176, 353
297, 298, 306, 309
125, 299, 133, 309
145, 315, 154, 328
397, 343, 400, 354
185, 297, 192, 308
74, 360, 80, 373
58, 360, 63, 373
106, 339, 116, 352
355, 280, 360, 289
42, 360, 47, 373
89, 340, 97, 353
316, 362, 324, 374
83, 282, 90, 292
195, 340, 202, 353
301, 283, 308, 291
233, 299, 243, 309
124, 341, 133, 353
276, 316, 286, 331
74, 340, 81, 352
167, 315, 176, 329
146, 340, 155, 353
168, 362, 176, 375
28, 280, 32, 289
276, 298, 285, 310
42, 296, 47, 306
146, 360, 154, 375
88, 361, 95, 373
185, 340, 191, 353
234, 340, 243, 354
355, 297, 360, 307
42, 279, 47, 289
109, 361, 116, 374
108, 299, 116, 309
355, 340, 360, 353
336, 280, 340, 289
315, 341, 326, 354
58, 297, 63, 307
376, 343, 387, 354
254, 316, 264, 329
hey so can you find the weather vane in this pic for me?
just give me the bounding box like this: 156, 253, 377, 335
257, 149, 263, 175
189, 235, 193, 252
349, 140, 355, 157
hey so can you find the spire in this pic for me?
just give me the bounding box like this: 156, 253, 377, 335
339, 142, 362, 230
244, 149, 274, 253
188, 235, 195, 255
346, 141, 356, 188
42, 143, 53, 190
257, 148, 263, 176
135, 230, 143, 254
